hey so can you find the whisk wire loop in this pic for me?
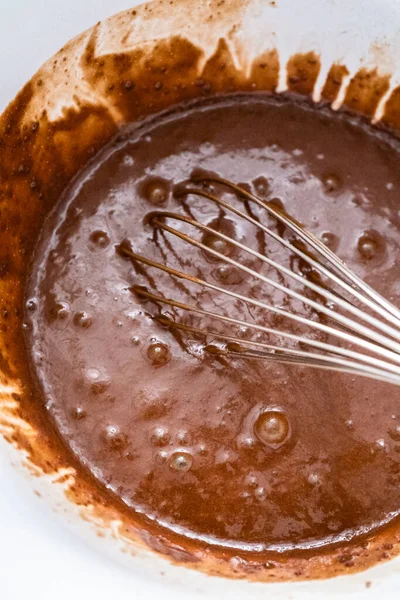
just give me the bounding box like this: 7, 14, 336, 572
117, 176, 400, 385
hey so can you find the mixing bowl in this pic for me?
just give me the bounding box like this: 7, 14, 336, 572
1, 0, 400, 596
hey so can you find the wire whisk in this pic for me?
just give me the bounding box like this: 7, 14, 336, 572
117, 175, 400, 386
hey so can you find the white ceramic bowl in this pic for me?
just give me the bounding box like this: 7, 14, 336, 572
2, 0, 400, 597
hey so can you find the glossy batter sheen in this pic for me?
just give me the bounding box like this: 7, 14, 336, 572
25, 96, 400, 554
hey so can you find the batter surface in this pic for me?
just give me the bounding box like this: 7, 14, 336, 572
25, 96, 400, 554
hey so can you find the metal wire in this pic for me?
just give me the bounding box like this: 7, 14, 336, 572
117, 176, 400, 385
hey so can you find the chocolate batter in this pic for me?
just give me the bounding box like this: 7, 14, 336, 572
24, 95, 400, 556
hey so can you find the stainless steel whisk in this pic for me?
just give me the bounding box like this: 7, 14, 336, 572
118, 175, 400, 386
